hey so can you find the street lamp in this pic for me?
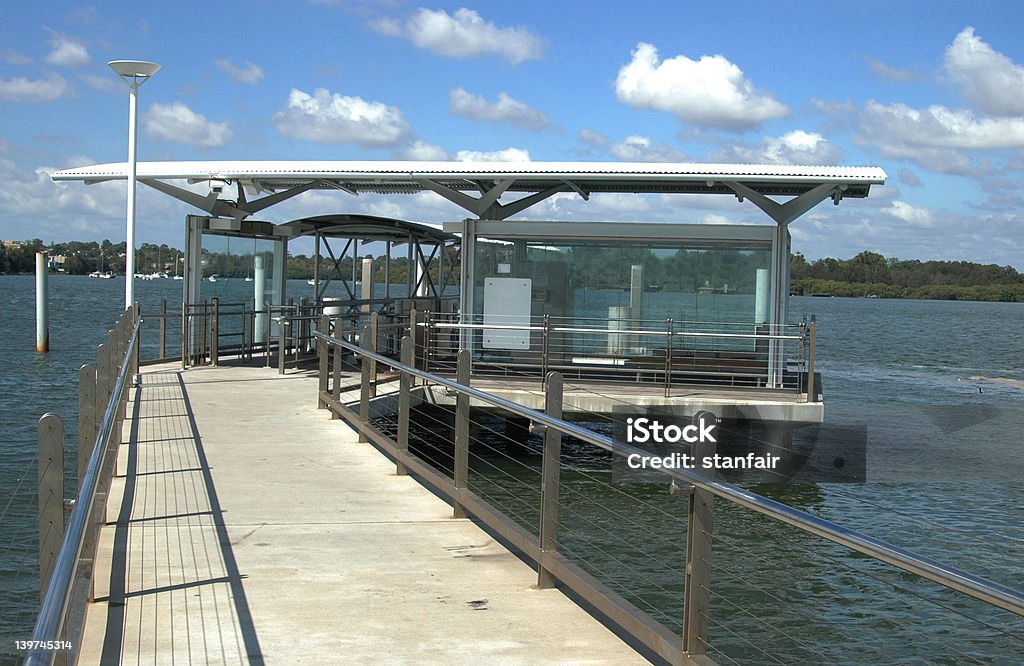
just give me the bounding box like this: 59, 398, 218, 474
109, 59, 160, 311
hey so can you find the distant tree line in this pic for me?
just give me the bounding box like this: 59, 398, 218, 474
0, 238, 458, 285
4, 240, 1021, 302
791, 251, 1024, 302
0, 239, 182, 276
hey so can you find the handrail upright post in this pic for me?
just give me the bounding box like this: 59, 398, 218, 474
453, 349, 471, 518
683, 422, 714, 657
409, 307, 419, 383
423, 311, 431, 373
397, 336, 412, 476
159, 298, 167, 360
278, 317, 287, 375
317, 315, 329, 409
211, 298, 219, 367
358, 325, 372, 443
77, 364, 96, 600
132, 304, 141, 374
332, 328, 342, 419
541, 314, 550, 388
538, 371, 563, 588
807, 314, 817, 403
181, 304, 188, 370
241, 302, 249, 361
369, 312, 379, 398
665, 319, 674, 398
37, 413, 64, 600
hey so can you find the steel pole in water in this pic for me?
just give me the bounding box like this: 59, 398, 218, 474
36, 252, 49, 352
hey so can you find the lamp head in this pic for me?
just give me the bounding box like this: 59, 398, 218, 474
108, 60, 161, 88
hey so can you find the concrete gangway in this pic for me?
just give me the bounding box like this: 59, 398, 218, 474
78, 361, 648, 664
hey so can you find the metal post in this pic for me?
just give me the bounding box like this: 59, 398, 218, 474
369, 311, 379, 398
423, 311, 431, 373
278, 318, 287, 375
807, 314, 817, 402
37, 413, 64, 599
541, 314, 550, 388
317, 314, 329, 409
210, 298, 219, 367
397, 336, 412, 476
241, 302, 249, 361
300, 297, 308, 353
181, 303, 188, 371
36, 252, 49, 352
538, 371, 563, 588
358, 325, 371, 443
665, 319, 674, 398
200, 302, 208, 365
159, 299, 167, 359
332, 338, 342, 420
453, 349, 470, 518
683, 472, 714, 655
409, 308, 419, 373
78, 366, 96, 489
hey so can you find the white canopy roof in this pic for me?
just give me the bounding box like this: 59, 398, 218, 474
51, 160, 886, 223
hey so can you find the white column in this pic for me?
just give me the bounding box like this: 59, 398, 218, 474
124, 85, 139, 310
754, 268, 770, 324
36, 252, 49, 352
254, 255, 266, 343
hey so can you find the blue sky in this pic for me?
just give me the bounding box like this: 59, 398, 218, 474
2, 0, 1023, 268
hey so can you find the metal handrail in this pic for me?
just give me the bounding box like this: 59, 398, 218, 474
429, 320, 806, 341
313, 328, 1024, 618
27, 317, 141, 665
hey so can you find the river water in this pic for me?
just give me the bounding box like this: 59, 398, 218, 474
1, 275, 1021, 663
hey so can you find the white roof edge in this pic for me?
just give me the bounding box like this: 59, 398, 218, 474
50, 160, 887, 183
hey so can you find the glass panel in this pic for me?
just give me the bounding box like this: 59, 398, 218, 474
473, 234, 772, 361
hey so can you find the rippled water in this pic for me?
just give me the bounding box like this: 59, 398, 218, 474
1, 277, 1022, 663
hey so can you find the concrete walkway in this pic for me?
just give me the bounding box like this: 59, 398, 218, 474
79, 361, 647, 664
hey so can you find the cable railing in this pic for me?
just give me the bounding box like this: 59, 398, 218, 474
26, 307, 141, 666
313, 325, 1024, 664
420, 312, 818, 400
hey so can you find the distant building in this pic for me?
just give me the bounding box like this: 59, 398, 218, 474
2, 240, 21, 249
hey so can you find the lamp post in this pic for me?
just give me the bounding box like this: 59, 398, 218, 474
109, 59, 160, 311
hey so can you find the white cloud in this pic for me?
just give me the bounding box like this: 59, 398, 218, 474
0, 73, 68, 102
401, 139, 449, 161
145, 102, 233, 148
882, 201, 935, 227
717, 130, 841, 165
214, 59, 264, 85
372, 8, 543, 64
944, 27, 1024, 117
614, 42, 788, 130
858, 100, 1024, 173
579, 130, 687, 162
43, 31, 90, 67
449, 88, 551, 129
454, 147, 531, 162
272, 88, 411, 146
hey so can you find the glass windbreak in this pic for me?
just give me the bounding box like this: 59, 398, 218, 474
474, 240, 771, 323
198, 234, 283, 308
473, 238, 772, 358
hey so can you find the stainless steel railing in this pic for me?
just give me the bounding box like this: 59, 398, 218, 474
313, 327, 1024, 663
27, 310, 141, 666
420, 312, 818, 400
